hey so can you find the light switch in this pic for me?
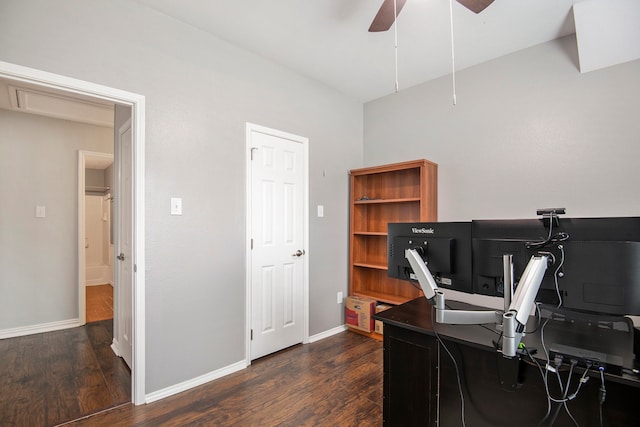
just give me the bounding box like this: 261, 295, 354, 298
35, 205, 46, 218
317, 205, 324, 218
170, 197, 182, 215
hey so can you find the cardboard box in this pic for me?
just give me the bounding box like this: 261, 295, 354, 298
375, 304, 394, 334
345, 296, 376, 332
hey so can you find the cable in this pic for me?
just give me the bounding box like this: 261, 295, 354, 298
393, 0, 399, 93
448, 0, 457, 105
560, 361, 580, 426
598, 368, 606, 427
540, 245, 567, 369
552, 246, 566, 308
525, 214, 555, 249
431, 306, 466, 427
525, 213, 569, 250
533, 243, 592, 427
546, 369, 567, 425
540, 359, 584, 426
524, 344, 554, 427
563, 401, 579, 427
524, 302, 543, 334
530, 357, 589, 426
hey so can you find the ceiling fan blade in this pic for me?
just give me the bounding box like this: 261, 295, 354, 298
456, 0, 495, 14
368, 0, 408, 32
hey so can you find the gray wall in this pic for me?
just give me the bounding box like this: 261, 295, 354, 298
85, 169, 106, 189
364, 35, 640, 307
0, 0, 362, 394
0, 110, 113, 327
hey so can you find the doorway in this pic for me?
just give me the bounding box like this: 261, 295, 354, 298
80, 151, 114, 324
0, 60, 146, 404
82, 151, 115, 324
245, 123, 309, 362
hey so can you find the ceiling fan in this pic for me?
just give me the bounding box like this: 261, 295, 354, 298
368, 0, 495, 32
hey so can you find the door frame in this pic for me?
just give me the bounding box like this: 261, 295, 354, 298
0, 60, 147, 405
245, 122, 310, 364
78, 150, 114, 326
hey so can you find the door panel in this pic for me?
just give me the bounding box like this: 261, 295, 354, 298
250, 127, 306, 360
114, 119, 133, 368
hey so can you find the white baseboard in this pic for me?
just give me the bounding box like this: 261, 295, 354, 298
145, 359, 249, 404
0, 318, 81, 339
308, 324, 347, 343
111, 338, 122, 357
144, 326, 348, 405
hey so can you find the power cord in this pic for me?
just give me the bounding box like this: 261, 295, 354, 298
525, 213, 569, 250
540, 245, 566, 378
599, 368, 606, 427
431, 306, 466, 427
523, 345, 554, 427
546, 359, 580, 426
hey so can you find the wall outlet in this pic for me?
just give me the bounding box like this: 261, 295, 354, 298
337, 291, 343, 304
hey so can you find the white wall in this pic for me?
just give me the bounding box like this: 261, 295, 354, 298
0, 0, 363, 394
364, 35, 640, 307
365, 35, 640, 221
85, 194, 106, 267
84, 193, 113, 286
0, 110, 113, 327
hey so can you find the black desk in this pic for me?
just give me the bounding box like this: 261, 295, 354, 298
374, 298, 640, 427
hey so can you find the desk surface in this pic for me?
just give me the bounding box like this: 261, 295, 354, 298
374, 297, 640, 387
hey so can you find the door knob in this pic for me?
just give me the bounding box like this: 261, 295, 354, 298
292, 249, 306, 257
117, 253, 125, 261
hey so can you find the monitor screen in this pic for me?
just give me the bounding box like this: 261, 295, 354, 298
472, 217, 640, 316
388, 222, 473, 294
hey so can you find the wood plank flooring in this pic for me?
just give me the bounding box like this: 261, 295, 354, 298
86, 284, 113, 323
65, 330, 383, 426
0, 320, 131, 427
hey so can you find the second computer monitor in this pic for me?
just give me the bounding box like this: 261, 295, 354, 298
388, 221, 473, 294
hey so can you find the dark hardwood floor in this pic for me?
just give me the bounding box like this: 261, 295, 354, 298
0, 320, 131, 427
65, 330, 383, 426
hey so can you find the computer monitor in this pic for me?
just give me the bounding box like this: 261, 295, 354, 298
388, 222, 473, 294
472, 216, 640, 316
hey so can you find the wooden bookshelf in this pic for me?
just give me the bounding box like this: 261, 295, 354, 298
349, 159, 438, 305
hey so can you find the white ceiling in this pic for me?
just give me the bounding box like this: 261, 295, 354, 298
133, 0, 578, 102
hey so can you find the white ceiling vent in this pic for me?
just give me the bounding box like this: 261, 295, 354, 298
8, 85, 114, 127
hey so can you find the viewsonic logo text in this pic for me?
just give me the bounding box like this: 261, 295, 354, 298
412, 227, 434, 234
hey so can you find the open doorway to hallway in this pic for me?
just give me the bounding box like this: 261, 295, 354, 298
84, 152, 115, 324
0, 60, 146, 405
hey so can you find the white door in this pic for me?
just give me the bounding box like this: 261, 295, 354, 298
114, 118, 133, 368
249, 125, 308, 360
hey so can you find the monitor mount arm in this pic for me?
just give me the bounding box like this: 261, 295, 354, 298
501, 254, 549, 357
405, 249, 500, 325
405, 248, 550, 358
